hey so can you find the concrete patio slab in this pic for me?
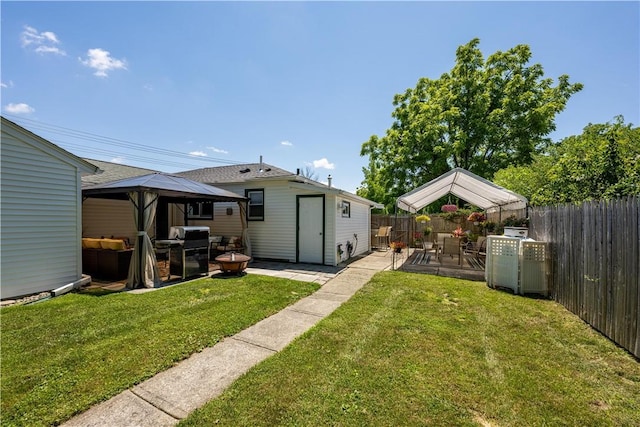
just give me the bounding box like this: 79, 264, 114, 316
242, 268, 335, 285
347, 252, 394, 271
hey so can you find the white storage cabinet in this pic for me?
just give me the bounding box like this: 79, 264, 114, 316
485, 236, 521, 294
519, 241, 549, 296
486, 236, 549, 296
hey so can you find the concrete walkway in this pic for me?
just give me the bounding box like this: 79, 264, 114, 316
62, 251, 393, 427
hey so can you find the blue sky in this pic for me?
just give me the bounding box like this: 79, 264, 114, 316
2, 1, 638, 193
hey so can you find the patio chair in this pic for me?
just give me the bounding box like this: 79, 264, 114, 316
374, 226, 392, 250
434, 232, 449, 256
462, 236, 487, 269
464, 236, 487, 259
421, 240, 437, 263
439, 237, 461, 265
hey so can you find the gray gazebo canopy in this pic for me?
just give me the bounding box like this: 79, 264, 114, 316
82, 172, 246, 203
82, 173, 247, 289
397, 168, 527, 213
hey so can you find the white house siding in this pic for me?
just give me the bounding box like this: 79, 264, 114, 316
334, 195, 372, 264
1, 126, 91, 299
82, 198, 138, 242
210, 181, 307, 262
324, 194, 338, 265
84, 198, 238, 244
167, 202, 243, 237
168, 183, 295, 261
211, 181, 373, 266
246, 181, 299, 262
162, 177, 374, 266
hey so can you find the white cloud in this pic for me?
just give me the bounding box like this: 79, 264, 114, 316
21, 25, 66, 56
1, 80, 14, 88
280, 140, 293, 147
207, 146, 229, 154
312, 158, 335, 170
79, 48, 127, 77
111, 156, 125, 164
189, 151, 208, 157
35, 45, 65, 55
41, 31, 60, 43
143, 84, 154, 91
3, 103, 35, 114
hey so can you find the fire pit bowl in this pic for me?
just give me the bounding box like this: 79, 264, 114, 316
215, 252, 251, 275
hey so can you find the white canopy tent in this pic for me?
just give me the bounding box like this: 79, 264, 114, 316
396, 168, 527, 214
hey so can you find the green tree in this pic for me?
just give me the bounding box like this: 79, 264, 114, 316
358, 38, 583, 210
494, 116, 640, 205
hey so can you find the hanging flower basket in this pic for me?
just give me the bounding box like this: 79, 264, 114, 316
415, 214, 431, 223
441, 204, 458, 213
467, 212, 487, 223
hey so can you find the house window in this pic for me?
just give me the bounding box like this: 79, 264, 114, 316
246, 189, 264, 221
187, 201, 213, 219
341, 201, 351, 218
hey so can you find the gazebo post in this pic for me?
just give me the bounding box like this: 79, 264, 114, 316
137, 190, 145, 288
183, 202, 189, 226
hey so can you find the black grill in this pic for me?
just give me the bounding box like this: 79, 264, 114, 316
169, 226, 210, 279
183, 230, 209, 249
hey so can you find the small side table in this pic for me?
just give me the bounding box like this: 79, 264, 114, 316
215, 252, 251, 275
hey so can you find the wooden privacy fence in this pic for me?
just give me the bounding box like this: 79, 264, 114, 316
485, 208, 527, 224
529, 197, 639, 358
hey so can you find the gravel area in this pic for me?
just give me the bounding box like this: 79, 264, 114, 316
1, 292, 53, 308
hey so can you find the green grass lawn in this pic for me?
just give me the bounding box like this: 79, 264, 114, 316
0, 275, 320, 427
180, 271, 640, 427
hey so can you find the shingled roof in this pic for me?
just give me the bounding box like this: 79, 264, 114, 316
176, 162, 294, 184
82, 159, 160, 187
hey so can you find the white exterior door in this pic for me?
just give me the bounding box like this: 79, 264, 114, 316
298, 196, 324, 264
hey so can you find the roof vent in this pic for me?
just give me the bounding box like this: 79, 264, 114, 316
239, 168, 250, 173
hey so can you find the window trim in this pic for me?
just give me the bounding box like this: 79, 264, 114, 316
245, 188, 265, 221
341, 200, 351, 218
187, 201, 214, 220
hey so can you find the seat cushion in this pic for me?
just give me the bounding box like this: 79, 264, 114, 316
100, 239, 127, 251
82, 238, 102, 249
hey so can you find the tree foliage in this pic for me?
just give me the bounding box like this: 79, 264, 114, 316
358, 38, 583, 210
494, 116, 640, 205
300, 166, 319, 181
